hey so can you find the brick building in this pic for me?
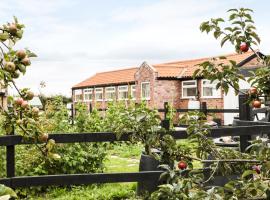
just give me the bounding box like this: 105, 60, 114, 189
72, 52, 261, 123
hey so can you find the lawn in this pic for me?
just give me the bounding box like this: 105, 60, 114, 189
23, 140, 200, 199
27, 143, 143, 200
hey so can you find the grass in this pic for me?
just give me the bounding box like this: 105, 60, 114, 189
24, 143, 142, 200
29, 184, 137, 200
105, 142, 142, 173
20, 140, 200, 199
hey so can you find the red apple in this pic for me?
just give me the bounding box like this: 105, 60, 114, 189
4, 62, 16, 72
16, 50, 27, 59
252, 165, 261, 174
15, 98, 24, 106
8, 23, 17, 35
240, 43, 249, 52
248, 87, 257, 95
178, 161, 187, 170
21, 57, 31, 66
252, 100, 261, 108
21, 100, 28, 109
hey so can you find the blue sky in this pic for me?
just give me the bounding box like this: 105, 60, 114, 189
0, 0, 269, 96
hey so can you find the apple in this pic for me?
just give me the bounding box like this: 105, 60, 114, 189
8, 23, 17, 35
248, 87, 257, 95
32, 107, 39, 115
4, 62, 16, 72
21, 100, 28, 109
25, 91, 34, 100
38, 133, 48, 143
15, 98, 24, 106
252, 100, 261, 108
240, 43, 249, 52
252, 165, 261, 174
21, 57, 31, 66
178, 161, 187, 170
16, 50, 26, 59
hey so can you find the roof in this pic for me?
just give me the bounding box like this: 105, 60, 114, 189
153, 51, 260, 78
72, 51, 261, 88
73, 67, 138, 88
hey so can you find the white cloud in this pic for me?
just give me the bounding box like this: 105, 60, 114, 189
1, 0, 270, 96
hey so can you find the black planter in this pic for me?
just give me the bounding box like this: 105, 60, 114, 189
204, 173, 240, 187
137, 154, 160, 196
213, 118, 222, 126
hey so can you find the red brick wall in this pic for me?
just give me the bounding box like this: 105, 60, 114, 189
134, 63, 157, 108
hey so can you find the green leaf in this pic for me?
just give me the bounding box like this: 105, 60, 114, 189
241, 170, 256, 179
0, 32, 9, 41
220, 36, 230, 47
227, 8, 238, 12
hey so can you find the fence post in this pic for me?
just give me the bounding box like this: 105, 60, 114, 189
238, 93, 252, 152
6, 124, 15, 183
89, 102, 92, 113
162, 102, 170, 130
71, 103, 74, 125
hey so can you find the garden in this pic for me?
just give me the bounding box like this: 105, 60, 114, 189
1, 7, 270, 200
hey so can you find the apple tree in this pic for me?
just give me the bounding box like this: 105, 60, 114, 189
0, 17, 59, 160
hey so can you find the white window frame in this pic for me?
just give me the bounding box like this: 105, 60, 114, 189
118, 85, 128, 100
105, 87, 115, 101
83, 88, 93, 102
131, 85, 136, 100
201, 79, 221, 98
182, 80, 197, 99
95, 88, 103, 101
74, 89, 83, 102
141, 82, 150, 100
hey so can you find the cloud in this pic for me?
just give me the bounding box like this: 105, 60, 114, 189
1, 0, 270, 96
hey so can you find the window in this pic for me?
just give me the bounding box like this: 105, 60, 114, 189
201, 79, 221, 98
105, 87, 115, 101
95, 88, 103, 101
118, 85, 128, 100
182, 80, 197, 98
84, 88, 93, 101
131, 85, 136, 100
141, 82, 150, 100
74, 89, 83, 102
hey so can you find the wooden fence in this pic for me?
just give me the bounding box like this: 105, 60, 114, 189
1, 94, 270, 189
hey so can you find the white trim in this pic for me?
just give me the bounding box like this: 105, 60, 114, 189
131, 84, 136, 100
118, 85, 128, 100
74, 89, 83, 102
181, 80, 197, 99
141, 82, 150, 100
201, 79, 221, 98
105, 86, 115, 101
83, 88, 93, 102
95, 87, 103, 102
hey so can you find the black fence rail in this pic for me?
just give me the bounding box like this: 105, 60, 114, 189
1, 124, 270, 188
1, 93, 270, 189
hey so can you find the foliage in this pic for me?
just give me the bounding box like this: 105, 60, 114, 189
27, 184, 137, 200
103, 101, 161, 155
151, 110, 270, 199
194, 8, 270, 98
0, 184, 17, 200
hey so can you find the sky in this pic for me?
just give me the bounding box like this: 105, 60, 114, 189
0, 0, 269, 96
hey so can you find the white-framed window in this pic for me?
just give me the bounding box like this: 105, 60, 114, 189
105, 87, 115, 101
182, 80, 197, 99
201, 79, 221, 98
118, 85, 128, 100
74, 89, 83, 102
131, 85, 136, 100
95, 88, 103, 101
83, 88, 93, 101
141, 82, 150, 100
